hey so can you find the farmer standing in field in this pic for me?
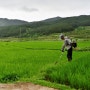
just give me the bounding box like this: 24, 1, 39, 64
60, 34, 72, 61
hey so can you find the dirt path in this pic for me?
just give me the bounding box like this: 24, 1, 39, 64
0, 83, 58, 90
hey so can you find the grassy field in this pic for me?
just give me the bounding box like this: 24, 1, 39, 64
0, 40, 90, 90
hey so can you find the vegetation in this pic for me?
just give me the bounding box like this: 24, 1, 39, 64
0, 18, 28, 26
0, 15, 90, 90
65, 26, 90, 39
0, 40, 89, 90
44, 53, 90, 90
0, 15, 90, 37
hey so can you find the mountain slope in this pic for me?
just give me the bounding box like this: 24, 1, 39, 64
0, 15, 90, 38
0, 18, 28, 26
42, 16, 61, 22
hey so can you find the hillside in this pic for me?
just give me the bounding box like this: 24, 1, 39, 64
65, 26, 90, 39
0, 15, 90, 38
0, 18, 28, 26
42, 16, 61, 22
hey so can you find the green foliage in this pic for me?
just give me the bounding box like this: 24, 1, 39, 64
65, 26, 90, 39
0, 40, 89, 90
0, 15, 90, 38
44, 52, 90, 90
0, 25, 28, 37
0, 41, 62, 82
0, 73, 20, 83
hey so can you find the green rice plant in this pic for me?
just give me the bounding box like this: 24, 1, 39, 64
0, 41, 63, 83
44, 53, 90, 90
0, 40, 89, 90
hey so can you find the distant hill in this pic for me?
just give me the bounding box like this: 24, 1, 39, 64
28, 16, 62, 28
42, 16, 61, 22
0, 18, 28, 26
0, 15, 90, 38
28, 15, 90, 35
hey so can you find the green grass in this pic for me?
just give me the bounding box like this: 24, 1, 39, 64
0, 40, 89, 90
42, 40, 90, 90
44, 52, 90, 90
0, 41, 60, 80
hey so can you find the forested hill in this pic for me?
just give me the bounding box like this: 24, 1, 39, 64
0, 18, 28, 26
29, 15, 90, 28
0, 15, 90, 37
42, 16, 61, 22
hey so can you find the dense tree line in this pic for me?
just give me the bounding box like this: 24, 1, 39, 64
0, 15, 90, 37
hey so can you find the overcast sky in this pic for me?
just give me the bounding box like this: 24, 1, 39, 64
0, 0, 90, 22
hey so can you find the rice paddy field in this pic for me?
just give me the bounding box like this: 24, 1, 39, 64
0, 40, 90, 90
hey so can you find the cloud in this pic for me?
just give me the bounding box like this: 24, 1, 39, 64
21, 6, 39, 12
0, 0, 90, 22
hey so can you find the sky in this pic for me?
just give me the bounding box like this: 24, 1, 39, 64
0, 0, 90, 22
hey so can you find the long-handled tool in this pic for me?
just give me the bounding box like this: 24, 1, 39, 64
55, 52, 64, 65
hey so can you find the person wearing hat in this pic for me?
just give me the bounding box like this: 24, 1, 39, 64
60, 34, 72, 61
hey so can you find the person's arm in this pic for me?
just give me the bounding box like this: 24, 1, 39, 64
61, 41, 66, 52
